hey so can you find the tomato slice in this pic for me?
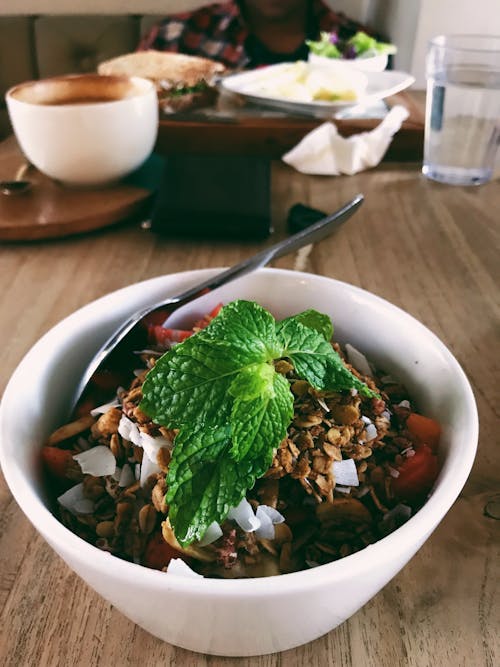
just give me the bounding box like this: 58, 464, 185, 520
193, 302, 224, 330
41, 446, 74, 480
406, 412, 441, 452
148, 325, 193, 346
392, 444, 439, 502
143, 531, 185, 570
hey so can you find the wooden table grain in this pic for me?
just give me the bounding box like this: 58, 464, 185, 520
0, 162, 498, 667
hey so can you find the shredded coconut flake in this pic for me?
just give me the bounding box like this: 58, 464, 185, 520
118, 464, 135, 487
381, 410, 392, 420
361, 416, 372, 424
335, 485, 351, 494
333, 459, 359, 486
345, 343, 372, 377
57, 483, 90, 515
140, 432, 173, 464
118, 415, 172, 465
255, 505, 285, 539
166, 558, 204, 579
139, 454, 161, 487
198, 521, 223, 546
118, 415, 141, 446
227, 498, 260, 532
73, 498, 95, 514
73, 446, 116, 477
365, 423, 378, 442
90, 398, 120, 417
133, 348, 162, 357
398, 400, 411, 409
316, 397, 330, 413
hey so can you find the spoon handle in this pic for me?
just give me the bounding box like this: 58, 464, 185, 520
154, 193, 364, 310
70, 194, 363, 411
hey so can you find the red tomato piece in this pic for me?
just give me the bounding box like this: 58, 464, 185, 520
141, 309, 173, 329
392, 444, 439, 502
149, 325, 193, 346
143, 531, 185, 570
406, 412, 441, 452
41, 447, 74, 480
91, 369, 125, 392
193, 302, 224, 330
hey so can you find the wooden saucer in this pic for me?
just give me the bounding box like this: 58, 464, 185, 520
0, 136, 154, 241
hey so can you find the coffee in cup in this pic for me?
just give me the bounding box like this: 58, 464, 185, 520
6, 74, 158, 186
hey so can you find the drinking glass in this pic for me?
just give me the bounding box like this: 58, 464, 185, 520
423, 34, 500, 186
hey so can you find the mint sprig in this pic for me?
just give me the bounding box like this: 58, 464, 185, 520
140, 300, 376, 546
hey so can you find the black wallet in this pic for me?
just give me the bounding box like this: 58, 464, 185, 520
149, 155, 272, 240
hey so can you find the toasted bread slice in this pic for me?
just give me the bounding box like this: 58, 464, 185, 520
97, 51, 225, 89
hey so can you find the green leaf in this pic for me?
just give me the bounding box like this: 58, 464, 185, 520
142, 299, 378, 546
229, 362, 275, 401
201, 300, 279, 361
140, 300, 279, 428
230, 372, 293, 463
277, 318, 377, 398
278, 309, 333, 341
166, 424, 245, 545
166, 374, 294, 545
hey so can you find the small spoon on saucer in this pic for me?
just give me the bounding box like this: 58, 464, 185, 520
0, 162, 32, 195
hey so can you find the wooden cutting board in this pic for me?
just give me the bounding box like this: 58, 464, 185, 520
0, 136, 154, 241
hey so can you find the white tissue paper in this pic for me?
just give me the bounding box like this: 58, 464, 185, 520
282, 105, 410, 176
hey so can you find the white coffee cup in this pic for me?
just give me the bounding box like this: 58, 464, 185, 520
6, 74, 158, 186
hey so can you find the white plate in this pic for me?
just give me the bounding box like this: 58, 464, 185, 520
221, 63, 415, 117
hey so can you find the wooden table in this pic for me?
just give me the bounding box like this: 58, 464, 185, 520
0, 162, 498, 667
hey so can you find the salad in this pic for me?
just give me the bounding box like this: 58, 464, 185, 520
307, 31, 397, 60
42, 301, 440, 578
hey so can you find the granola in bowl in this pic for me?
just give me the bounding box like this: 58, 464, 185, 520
42, 300, 441, 579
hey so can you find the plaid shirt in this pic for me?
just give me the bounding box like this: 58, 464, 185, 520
139, 1, 369, 69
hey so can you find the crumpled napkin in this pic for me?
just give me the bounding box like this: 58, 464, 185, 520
282, 105, 410, 176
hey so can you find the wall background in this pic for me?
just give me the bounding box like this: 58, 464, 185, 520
0, 0, 499, 134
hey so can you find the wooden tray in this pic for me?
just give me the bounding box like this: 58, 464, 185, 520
0, 137, 153, 242
156, 91, 425, 160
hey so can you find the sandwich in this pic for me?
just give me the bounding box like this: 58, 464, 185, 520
97, 51, 225, 113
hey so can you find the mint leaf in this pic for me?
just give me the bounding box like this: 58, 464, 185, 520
166, 375, 293, 546
140, 300, 278, 428
166, 424, 245, 545
201, 300, 279, 361
230, 372, 293, 463
277, 318, 377, 398
279, 309, 333, 341
229, 362, 275, 401
142, 299, 378, 545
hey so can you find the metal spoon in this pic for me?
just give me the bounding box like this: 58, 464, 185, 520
70, 193, 364, 412
0, 162, 32, 195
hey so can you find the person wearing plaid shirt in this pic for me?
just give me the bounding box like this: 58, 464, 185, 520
139, 0, 372, 69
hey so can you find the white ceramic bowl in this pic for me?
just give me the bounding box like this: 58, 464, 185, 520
308, 52, 389, 72
0, 269, 478, 656
5, 74, 158, 186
